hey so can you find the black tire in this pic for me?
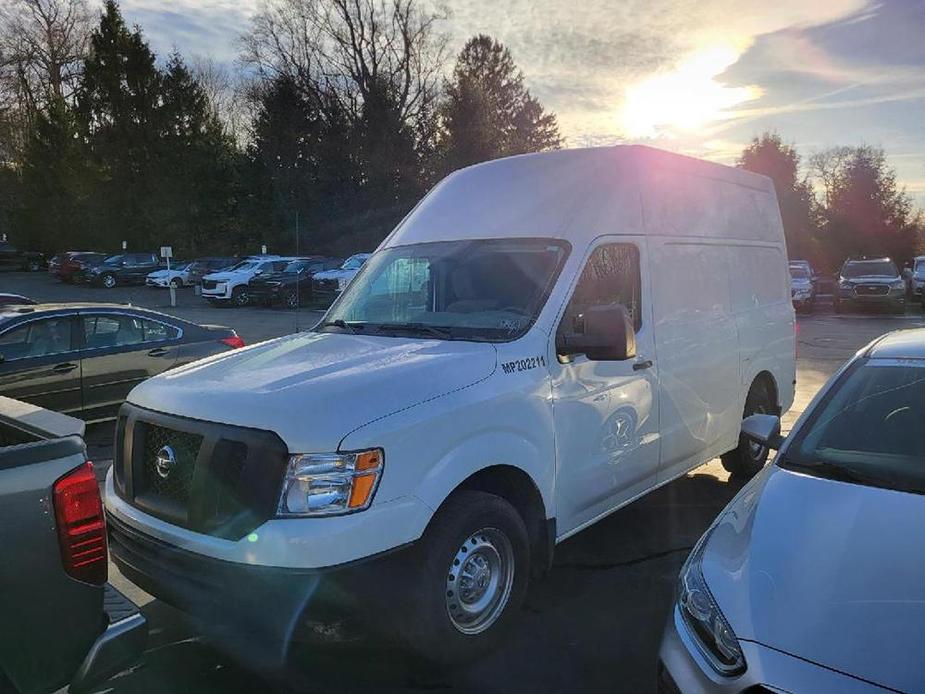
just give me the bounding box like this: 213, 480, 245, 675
722, 380, 775, 479
231, 285, 249, 307
389, 490, 530, 666
27, 259, 41, 272
100, 273, 116, 289
170, 277, 182, 289
283, 292, 299, 309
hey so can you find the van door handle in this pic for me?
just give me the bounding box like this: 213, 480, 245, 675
147, 347, 170, 357
633, 359, 653, 371
52, 362, 78, 374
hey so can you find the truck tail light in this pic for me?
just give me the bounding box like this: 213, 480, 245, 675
53, 462, 108, 585
220, 335, 245, 349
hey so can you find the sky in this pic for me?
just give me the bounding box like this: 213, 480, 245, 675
117, 0, 925, 207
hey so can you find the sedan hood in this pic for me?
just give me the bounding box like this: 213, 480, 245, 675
704, 465, 925, 692
127, 332, 497, 452
842, 275, 899, 284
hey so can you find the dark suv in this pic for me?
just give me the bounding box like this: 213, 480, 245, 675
248, 256, 343, 307
0, 241, 45, 272
74, 253, 163, 288
835, 257, 906, 314
186, 257, 237, 286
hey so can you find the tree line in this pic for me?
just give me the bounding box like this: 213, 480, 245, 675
739, 134, 922, 271
0, 1, 920, 266
0, 0, 561, 257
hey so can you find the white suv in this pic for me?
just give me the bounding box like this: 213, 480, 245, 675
199, 256, 288, 306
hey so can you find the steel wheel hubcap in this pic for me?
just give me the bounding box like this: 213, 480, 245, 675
445, 528, 514, 635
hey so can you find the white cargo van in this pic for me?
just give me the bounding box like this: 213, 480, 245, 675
105, 146, 795, 665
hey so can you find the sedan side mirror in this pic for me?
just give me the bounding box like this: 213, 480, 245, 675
558, 304, 637, 361
741, 414, 785, 450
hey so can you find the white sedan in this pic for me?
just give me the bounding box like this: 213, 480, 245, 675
146, 262, 191, 288
660, 328, 925, 693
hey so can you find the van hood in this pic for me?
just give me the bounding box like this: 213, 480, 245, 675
703, 465, 925, 692
127, 332, 497, 452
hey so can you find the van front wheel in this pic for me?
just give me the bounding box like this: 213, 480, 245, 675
394, 490, 529, 665
722, 380, 774, 479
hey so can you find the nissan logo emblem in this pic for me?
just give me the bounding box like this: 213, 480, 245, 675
155, 445, 177, 479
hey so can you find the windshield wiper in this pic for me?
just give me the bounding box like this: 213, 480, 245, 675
317, 319, 361, 334
367, 322, 454, 340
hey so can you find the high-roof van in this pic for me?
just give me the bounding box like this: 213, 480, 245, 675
105, 145, 795, 666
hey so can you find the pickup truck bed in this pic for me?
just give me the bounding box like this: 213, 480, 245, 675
0, 397, 146, 694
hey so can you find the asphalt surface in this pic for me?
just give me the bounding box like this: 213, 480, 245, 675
5, 272, 925, 693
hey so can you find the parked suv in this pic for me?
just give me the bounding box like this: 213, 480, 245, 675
312, 253, 371, 297
248, 256, 343, 308
0, 240, 45, 272
105, 146, 795, 668
75, 253, 163, 288
835, 257, 906, 314
200, 256, 290, 306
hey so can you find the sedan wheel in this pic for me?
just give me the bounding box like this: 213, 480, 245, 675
232, 286, 249, 307
284, 292, 299, 309
101, 274, 116, 289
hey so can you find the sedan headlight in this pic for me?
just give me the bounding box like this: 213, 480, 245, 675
678, 530, 745, 676
277, 449, 383, 517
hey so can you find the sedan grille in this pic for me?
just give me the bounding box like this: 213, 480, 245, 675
201, 279, 218, 290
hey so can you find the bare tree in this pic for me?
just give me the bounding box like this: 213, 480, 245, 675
808, 146, 853, 210
241, 0, 447, 143
0, 0, 90, 106
190, 54, 251, 143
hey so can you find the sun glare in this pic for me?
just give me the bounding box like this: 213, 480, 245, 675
620, 46, 762, 139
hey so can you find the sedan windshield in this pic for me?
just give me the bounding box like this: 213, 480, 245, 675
319, 238, 569, 342
342, 255, 366, 271
790, 267, 809, 280
783, 359, 925, 494
283, 260, 311, 274
102, 254, 124, 266
843, 261, 898, 278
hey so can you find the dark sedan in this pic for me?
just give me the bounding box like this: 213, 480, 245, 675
248, 256, 343, 307
73, 252, 163, 288
0, 304, 244, 422
186, 256, 237, 285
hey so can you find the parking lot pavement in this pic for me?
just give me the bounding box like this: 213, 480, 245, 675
6, 271, 925, 693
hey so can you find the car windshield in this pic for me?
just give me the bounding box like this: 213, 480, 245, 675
790, 267, 810, 279
915, 260, 925, 273
342, 255, 366, 270
283, 260, 311, 273
102, 254, 124, 266
319, 238, 569, 342
843, 261, 897, 278
227, 260, 257, 272
783, 359, 925, 494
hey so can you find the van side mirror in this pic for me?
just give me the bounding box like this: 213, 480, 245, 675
558, 304, 637, 361
741, 414, 785, 450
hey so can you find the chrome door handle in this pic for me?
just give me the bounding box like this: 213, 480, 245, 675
147, 347, 169, 357
633, 359, 653, 371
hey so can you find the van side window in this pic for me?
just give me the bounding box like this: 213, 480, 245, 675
560, 244, 641, 334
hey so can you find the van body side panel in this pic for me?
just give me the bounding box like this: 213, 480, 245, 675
339, 335, 558, 522
650, 238, 741, 481
727, 244, 797, 413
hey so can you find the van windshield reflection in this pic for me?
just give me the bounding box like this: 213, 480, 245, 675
317, 238, 570, 342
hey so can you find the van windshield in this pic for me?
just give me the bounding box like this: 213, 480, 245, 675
319, 238, 570, 342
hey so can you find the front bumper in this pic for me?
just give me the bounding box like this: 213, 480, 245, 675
838, 288, 904, 306
659, 606, 889, 693
107, 511, 410, 667
201, 283, 231, 299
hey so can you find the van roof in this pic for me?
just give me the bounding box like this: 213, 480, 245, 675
382, 145, 779, 250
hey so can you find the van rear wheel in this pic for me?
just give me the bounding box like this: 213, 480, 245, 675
391, 490, 529, 665
722, 380, 774, 479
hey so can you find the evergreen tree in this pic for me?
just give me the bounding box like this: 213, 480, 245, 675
77, 0, 161, 250
439, 35, 561, 175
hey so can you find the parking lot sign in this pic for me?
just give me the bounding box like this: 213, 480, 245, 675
160, 246, 173, 259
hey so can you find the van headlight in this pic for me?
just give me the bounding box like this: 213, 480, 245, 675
277, 449, 383, 516
678, 531, 745, 676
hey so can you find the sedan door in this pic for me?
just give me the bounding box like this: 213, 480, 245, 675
123, 254, 160, 284
79, 312, 182, 422
0, 315, 82, 415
